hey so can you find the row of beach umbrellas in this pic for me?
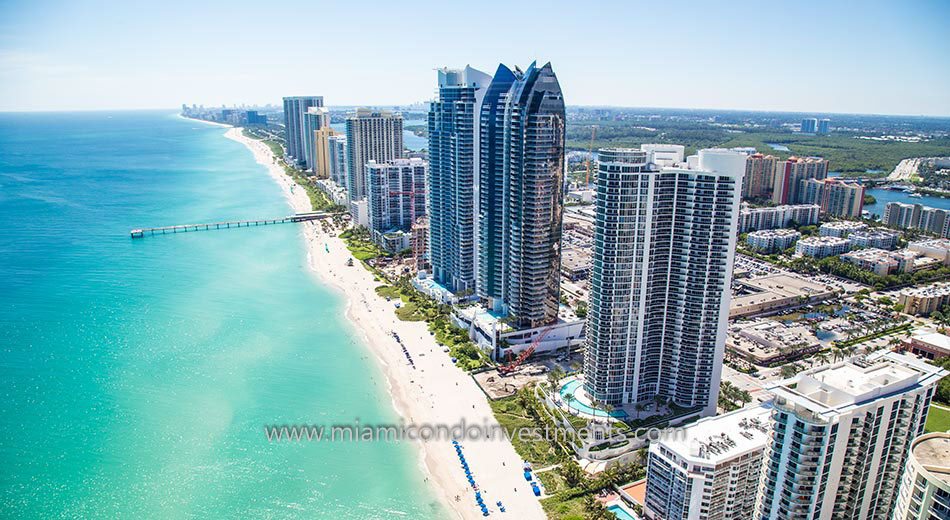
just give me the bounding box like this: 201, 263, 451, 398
453, 440, 505, 515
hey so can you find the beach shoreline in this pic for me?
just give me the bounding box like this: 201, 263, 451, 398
221, 126, 546, 520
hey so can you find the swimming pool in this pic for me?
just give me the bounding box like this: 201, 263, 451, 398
558, 380, 628, 418
607, 503, 638, 520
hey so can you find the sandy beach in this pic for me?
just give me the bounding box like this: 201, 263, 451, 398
223, 126, 547, 520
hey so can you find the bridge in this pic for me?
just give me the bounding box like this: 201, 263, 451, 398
130, 211, 332, 238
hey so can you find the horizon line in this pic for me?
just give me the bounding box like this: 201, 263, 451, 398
2, 105, 949, 120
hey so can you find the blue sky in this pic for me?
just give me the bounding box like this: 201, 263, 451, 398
1, 0, 948, 115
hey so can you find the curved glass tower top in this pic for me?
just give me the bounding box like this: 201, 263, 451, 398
478, 62, 565, 329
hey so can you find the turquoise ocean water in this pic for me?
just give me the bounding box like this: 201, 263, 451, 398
0, 111, 443, 518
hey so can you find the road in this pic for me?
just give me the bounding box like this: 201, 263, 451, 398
887, 158, 922, 181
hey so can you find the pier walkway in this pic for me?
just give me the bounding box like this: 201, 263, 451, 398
130, 211, 331, 238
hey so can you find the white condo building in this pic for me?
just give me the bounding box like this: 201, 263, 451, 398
819, 220, 868, 238
645, 405, 772, 520
893, 433, 950, 520
757, 352, 947, 520
747, 229, 801, 253
738, 204, 820, 233
795, 236, 851, 258
583, 147, 743, 415
365, 158, 426, 252
345, 108, 404, 204
327, 134, 348, 188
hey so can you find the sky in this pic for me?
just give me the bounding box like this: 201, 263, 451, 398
1, 0, 949, 116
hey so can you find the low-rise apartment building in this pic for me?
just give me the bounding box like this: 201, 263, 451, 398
795, 236, 851, 258
746, 229, 801, 253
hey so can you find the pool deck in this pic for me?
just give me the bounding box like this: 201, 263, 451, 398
558, 378, 629, 419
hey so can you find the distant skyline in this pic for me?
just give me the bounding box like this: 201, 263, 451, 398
1, 0, 949, 116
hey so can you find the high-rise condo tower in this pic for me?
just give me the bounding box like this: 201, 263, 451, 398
345, 108, 404, 204
583, 147, 744, 415
428, 66, 492, 294
282, 96, 323, 166
477, 62, 565, 329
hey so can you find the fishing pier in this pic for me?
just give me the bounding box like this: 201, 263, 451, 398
130, 211, 331, 238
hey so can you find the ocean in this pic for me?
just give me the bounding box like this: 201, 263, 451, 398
0, 111, 443, 518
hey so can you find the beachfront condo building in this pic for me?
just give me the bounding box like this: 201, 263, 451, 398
311, 126, 334, 179
345, 108, 404, 204
328, 134, 348, 188
799, 177, 865, 218
756, 352, 946, 520
818, 118, 831, 134
771, 156, 829, 205
476, 62, 565, 329
644, 405, 772, 520
893, 432, 950, 520
302, 106, 330, 173
282, 96, 324, 166
582, 147, 743, 414
428, 65, 492, 294
366, 158, 427, 252
742, 153, 778, 200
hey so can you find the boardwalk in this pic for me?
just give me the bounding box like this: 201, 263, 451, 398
130, 211, 331, 238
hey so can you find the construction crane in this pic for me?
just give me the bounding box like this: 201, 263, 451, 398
498, 325, 556, 376
585, 125, 598, 186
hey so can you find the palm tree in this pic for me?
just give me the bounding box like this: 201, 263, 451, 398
780, 364, 800, 379
815, 351, 830, 366
603, 465, 621, 487
564, 394, 576, 414
635, 402, 646, 419
547, 367, 565, 393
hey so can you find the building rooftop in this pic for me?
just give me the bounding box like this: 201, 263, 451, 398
767, 351, 947, 417
911, 238, 950, 248
659, 405, 772, 465
741, 204, 820, 214
798, 236, 851, 246
561, 248, 592, 271
912, 433, 950, 485
748, 229, 800, 238
910, 328, 950, 352
820, 221, 868, 231
842, 248, 898, 262
849, 229, 899, 239
901, 282, 950, 299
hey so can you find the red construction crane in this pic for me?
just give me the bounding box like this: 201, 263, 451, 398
498, 325, 556, 376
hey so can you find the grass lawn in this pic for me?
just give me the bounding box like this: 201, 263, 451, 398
489, 397, 561, 466
926, 405, 950, 433
395, 301, 425, 321
540, 494, 588, 520
375, 285, 401, 300
536, 469, 567, 495
348, 243, 384, 262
